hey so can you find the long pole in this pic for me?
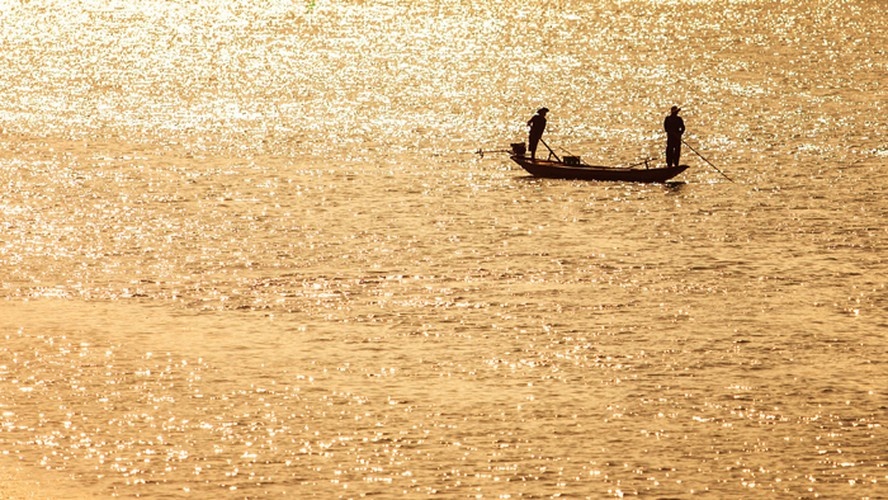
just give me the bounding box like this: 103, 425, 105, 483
682, 139, 734, 183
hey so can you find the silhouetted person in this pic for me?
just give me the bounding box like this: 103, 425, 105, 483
664, 106, 685, 167
527, 108, 549, 159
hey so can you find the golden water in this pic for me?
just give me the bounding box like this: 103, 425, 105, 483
1, 0, 886, 497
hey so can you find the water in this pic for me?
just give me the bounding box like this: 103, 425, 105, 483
1, 0, 886, 497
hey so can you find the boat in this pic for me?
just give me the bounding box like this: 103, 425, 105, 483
510, 155, 688, 183
505, 142, 688, 183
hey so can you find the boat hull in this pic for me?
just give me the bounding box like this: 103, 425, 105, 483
510, 156, 688, 183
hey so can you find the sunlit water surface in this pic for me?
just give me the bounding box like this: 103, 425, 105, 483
1, 0, 886, 497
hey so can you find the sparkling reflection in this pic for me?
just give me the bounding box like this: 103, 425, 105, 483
1, 0, 886, 497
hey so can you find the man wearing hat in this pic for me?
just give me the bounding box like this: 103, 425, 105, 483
527, 107, 549, 160
664, 106, 685, 168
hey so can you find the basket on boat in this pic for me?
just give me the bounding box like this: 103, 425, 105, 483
563, 156, 581, 166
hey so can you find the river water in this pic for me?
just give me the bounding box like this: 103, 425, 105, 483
1, 0, 886, 498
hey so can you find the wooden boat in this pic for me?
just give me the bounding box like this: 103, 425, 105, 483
510, 155, 689, 183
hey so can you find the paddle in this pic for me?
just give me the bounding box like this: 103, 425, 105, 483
682, 139, 734, 183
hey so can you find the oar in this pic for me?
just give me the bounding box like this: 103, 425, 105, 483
539, 139, 561, 162
682, 139, 734, 183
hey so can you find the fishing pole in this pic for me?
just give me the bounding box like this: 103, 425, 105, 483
682, 139, 735, 183
475, 148, 514, 158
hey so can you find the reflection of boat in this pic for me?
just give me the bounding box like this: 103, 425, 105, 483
510, 155, 689, 183
506, 142, 688, 183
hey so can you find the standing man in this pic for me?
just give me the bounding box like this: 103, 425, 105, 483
527, 107, 549, 160
664, 106, 685, 167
